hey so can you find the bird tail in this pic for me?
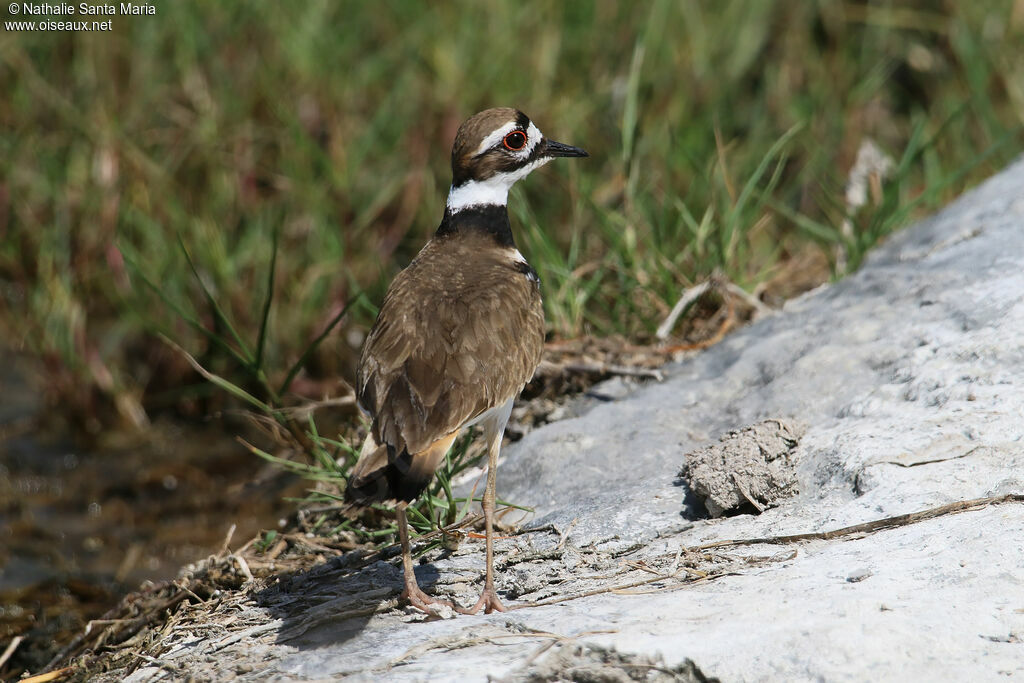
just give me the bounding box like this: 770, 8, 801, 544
344, 431, 458, 506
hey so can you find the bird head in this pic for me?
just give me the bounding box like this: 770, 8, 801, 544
447, 108, 587, 213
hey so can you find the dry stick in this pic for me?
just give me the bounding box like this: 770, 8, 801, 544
693, 493, 1024, 551
513, 628, 621, 671
733, 474, 766, 512
219, 524, 237, 555
171, 581, 206, 606
557, 518, 579, 551
622, 560, 663, 577
561, 361, 664, 381
0, 635, 24, 670
279, 600, 400, 642
105, 591, 190, 648
720, 279, 771, 317
82, 620, 131, 637
534, 359, 663, 382
869, 446, 984, 469
157, 598, 190, 642
210, 621, 283, 652
43, 580, 177, 671
232, 553, 255, 583
655, 281, 711, 340
265, 537, 289, 560
493, 628, 619, 643
19, 668, 75, 683
231, 534, 259, 558
374, 513, 485, 563
281, 533, 348, 555
512, 494, 1024, 610
130, 653, 177, 674
659, 289, 737, 354
391, 627, 618, 669
511, 570, 719, 610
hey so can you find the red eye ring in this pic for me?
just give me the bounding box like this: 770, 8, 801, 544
503, 131, 528, 151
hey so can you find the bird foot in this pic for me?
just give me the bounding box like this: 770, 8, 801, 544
460, 586, 507, 615
401, 584, 457, 615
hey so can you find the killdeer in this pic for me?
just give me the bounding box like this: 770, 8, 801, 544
345, 108, 587, 614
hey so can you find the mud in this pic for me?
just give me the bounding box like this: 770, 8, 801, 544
679, 419, 803, 517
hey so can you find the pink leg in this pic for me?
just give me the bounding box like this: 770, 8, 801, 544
463, 432, 507, 614
396, 504, 457, 613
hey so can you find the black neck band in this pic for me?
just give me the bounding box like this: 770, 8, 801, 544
435, 204, 515, 248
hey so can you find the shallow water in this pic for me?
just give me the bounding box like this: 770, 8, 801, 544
0, 353, 304, 673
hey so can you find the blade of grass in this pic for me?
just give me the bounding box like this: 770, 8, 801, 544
722, 123, 804, 264
254, 226, 279, 375
163, 337, 273, 413
241, 439, 347, 482
121, 245, 252, 369
278, 292, 363, 397
177, 232, 254, 364
768, 199, 842, 245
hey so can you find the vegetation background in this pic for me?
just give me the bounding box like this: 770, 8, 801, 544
2, 2, 1023, 676
2, 0, 1023, 428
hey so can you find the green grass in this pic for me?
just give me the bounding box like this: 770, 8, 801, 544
2, 1, 1023, 424
245, 413, 512, 547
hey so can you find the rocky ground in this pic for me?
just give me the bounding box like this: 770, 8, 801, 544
48, 158, 1024, 681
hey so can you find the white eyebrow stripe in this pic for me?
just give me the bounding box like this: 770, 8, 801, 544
473, 120, 546, 157
522, 121, 542, 155
474, 121, 520, 156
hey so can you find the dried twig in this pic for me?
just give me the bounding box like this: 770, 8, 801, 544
390, 626, 618, 670
172, 581, 206, 605
232, 554, 254, 583
219, 524, 237, 556
508, 494, 1024, 611
868, 446, 985, 469
265, 538, 289, 560
19, 667, 75, 683
511, 568, 719, 609
564, 362, 664, 381
656, 281, 711, 340
43, 581, 185, 671
0, 635, 24, 670
720, 279, 771, 317
130, 652, 178, 674
536, 359, 663, 382
695, 493, 1024, 550
210, 621, 283, 652
733, 475, 766, 512
278, 598, 398, 642
557, 518, 578, 551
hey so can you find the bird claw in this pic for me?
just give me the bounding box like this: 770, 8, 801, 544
401, 585, 457, 615
460, 586, 507, 615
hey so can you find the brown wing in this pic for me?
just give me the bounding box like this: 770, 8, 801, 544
356, 233, 545, 457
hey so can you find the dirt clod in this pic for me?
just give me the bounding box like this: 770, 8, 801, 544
497, 643, 719, 683
679, 419, 804, 517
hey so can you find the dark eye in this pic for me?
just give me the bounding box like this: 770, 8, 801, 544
503, 131, 527, 151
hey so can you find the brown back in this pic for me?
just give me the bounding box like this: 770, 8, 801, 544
356, 231, 545, 457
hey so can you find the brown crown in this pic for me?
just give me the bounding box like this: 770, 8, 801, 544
450, 108, 534, 186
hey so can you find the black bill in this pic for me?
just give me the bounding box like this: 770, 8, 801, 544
544, 139, 589, 158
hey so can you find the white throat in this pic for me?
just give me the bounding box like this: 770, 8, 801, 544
446, 157, 552, 213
